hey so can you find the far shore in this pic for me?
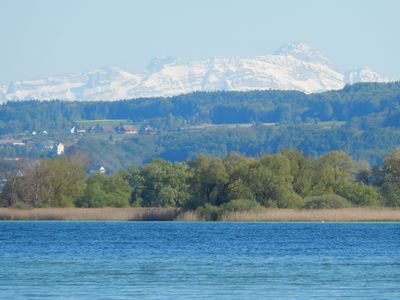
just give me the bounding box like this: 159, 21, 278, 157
0, 207, 400, 222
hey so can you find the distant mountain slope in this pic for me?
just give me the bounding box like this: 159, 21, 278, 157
0, 43, 390, 101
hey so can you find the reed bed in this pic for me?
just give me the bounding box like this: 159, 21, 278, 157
175, 211, 206, 221
0, 207, 399, 221
220, 208, 400, 222
0, 207, 180, 221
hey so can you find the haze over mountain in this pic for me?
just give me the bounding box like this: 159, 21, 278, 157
0, 43, 389, 102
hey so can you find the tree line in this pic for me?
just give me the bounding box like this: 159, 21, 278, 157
1, 148, 400, 210
1, 82, 400, 134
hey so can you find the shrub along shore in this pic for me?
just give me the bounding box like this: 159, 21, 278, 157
0, 207, 399, 222
2, 149, 400, 214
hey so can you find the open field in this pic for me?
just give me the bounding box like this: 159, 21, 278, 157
74, 119, 132, 128
75, 119, 128, 124
0, 207, 400, 221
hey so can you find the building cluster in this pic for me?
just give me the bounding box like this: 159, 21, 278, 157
31, 141, 65, 155
0, 123, 154, 176
0, 138, 65, 156
70, 124, 141, 135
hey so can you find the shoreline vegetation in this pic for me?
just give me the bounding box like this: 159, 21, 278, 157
1, 207, 400, 222
3, 148, 400, 216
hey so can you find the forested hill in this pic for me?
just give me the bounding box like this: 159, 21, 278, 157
1, 82, 400, 170
1, 81, 400, 133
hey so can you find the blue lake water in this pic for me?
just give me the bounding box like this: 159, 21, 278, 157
0, 222, 399, 299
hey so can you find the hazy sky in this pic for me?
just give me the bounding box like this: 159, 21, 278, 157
1, 0, 399, 84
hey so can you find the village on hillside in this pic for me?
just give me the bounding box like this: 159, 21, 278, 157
0, 120, 155, 170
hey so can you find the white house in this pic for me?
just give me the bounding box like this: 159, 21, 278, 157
56, 143, 64, 155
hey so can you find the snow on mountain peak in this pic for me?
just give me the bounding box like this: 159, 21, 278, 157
344, 67, 390, 85
146, 56, 179, 72
274, 42, 331, 65
0, 85, 7, 100
0, 43, 391, 102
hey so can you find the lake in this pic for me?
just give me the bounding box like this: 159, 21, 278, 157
0, 222, 399, 299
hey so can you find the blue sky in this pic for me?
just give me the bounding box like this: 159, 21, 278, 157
0, 0, 399, 84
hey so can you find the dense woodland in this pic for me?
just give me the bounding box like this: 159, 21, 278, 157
2, 149, 400, 217
1, 82, 400, 168
72, 122, 400, 170
1, 82, 400, 132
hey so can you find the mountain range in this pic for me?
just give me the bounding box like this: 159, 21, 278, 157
0, 43, 390, 102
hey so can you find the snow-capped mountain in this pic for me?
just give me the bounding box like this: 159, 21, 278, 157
343, 68, 387, 85
0, 43, 390, 102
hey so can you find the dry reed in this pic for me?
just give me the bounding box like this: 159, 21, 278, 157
0, 207, 399, 221
0, 207, 180, 221
220, 208, 400, 222
175, 210, 205, 221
